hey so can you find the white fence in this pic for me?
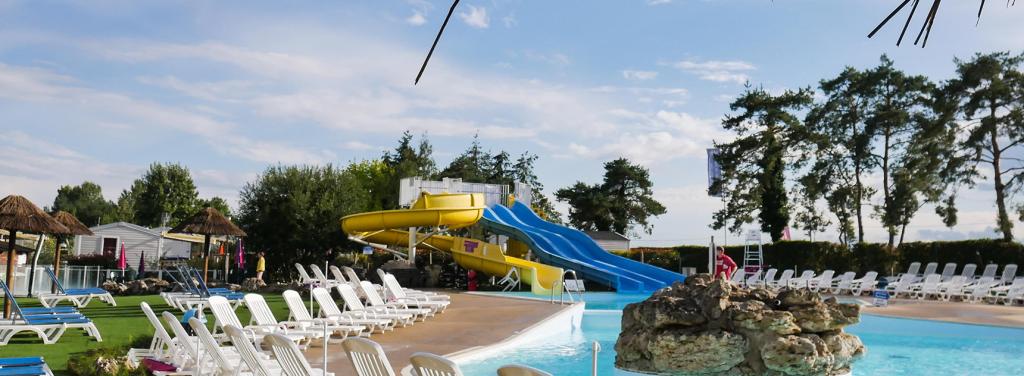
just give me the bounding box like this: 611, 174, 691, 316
1, 265, 226, 297
399, 177, 534, 208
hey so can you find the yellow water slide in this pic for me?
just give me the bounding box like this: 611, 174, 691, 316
340, 193, 563, 295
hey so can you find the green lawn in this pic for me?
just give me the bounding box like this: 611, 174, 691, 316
3, 293, 294, 375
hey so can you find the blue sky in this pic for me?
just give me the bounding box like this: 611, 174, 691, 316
1, 1, 1023, 245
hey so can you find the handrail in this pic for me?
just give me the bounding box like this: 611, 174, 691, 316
552, 269, 581, 304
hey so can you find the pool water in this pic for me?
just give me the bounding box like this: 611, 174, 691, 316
459, 292, 1024, 376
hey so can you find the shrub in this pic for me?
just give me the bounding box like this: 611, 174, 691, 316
67, 336, 151, 376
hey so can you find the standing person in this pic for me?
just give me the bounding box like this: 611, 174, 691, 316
255, 251, 266, 282
714, 246, 737, 280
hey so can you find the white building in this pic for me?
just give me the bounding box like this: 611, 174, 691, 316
74, 222, 215, 270
585, 231, 631, 252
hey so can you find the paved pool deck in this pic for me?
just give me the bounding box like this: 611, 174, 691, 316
857, 297, 1024, 328
306, 292, 567, 373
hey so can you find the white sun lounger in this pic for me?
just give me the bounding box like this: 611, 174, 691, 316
744, 269, 763, 288
128, 302, 187, 368
787, 270, 816, 289
410, 352, 465, 376
936, 276, 969, 301
310, 288, 393, 334
938, 263, 957, 282
380, 274, 450, 313
920, 262, 939, 278
342, 337, 397, 376
281, 290, 366, 339
335, 285, 415, 327
768, 270, 794, 290
848, 271, 878, 295
208, 296, 305, 348
887, 273, 918, 298
359, 281, 432, 321
829, 272, 856, 294
997, 264, 1018, 284
243, 294, 323, 346
376, 269, 448, 299
266, 333, 334, 376
807, 270, 834, 292
894, 262, 921, 281
753, 268, 774, 288
913, 274, 943, 300
37, 267, 116, 308
223, 324, 285, 376
309, 265, 344, 289
0, 281, 101, 345
987, 278, 1024, 305
958, 264, 978, 280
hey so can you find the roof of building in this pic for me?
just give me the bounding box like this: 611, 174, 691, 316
86, 222, 223, 244
584, 231, 630, 241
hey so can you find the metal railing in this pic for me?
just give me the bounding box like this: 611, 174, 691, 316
552, 269, 582, 304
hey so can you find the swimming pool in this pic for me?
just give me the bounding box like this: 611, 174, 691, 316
459, 292, 1024, 375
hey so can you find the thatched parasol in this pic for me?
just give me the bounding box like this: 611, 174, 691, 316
0, 195, 70, 318
48, 211, 93, 293
168, 207, 246, 283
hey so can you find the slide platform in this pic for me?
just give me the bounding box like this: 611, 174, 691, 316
341, 193, 563, 295
481, 201, 686, 293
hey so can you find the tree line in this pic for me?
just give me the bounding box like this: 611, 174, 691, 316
712, 52, 1024, 248
51, 131, 667, 277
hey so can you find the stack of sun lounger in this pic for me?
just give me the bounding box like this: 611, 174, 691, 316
128, 266, 456, 376
728, 262, 1021, 305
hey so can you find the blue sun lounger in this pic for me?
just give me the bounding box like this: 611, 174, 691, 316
0, 281, 102, 345
0, 357, 53, 376
36, 268, 116, 308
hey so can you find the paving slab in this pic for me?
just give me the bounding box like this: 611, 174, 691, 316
305, 292, 566, 373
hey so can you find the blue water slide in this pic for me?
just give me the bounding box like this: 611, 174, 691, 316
481, 202, 685, 292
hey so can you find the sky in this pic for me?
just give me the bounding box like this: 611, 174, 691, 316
1, 0, 1023, 246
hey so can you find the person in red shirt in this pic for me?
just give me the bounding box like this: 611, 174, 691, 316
714, 246, 737, 280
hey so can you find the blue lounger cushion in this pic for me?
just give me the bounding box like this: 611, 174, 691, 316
19, 313, 86, 320
0, 358, 44, 367
23, 316, 92, 325
0, 366, 47, 376
64, 288, 108, 295
20, 307, 78, 314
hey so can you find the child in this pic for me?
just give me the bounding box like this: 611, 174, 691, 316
255, 251, 266, 282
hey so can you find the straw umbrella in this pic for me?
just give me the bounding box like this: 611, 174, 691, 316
0, 195, 69, 318
48, 211, 93, 293
168, 207, 246, 283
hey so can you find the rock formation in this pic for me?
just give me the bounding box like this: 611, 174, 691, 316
615, 274, 864, 376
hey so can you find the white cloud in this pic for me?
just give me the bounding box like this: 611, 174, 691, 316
565, 110, 728, 165
459, 5, 489, 29
671, 59, 756, 84
622, 70, 659, 80
406, 11, 427, 26
647, 0, 672, 5
522, 50, 570, 66
342, 141, 377, 151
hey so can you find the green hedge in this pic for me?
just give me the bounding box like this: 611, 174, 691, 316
617, 239, 1024, 276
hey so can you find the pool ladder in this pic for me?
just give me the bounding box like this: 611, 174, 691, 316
551, 269, 583, 304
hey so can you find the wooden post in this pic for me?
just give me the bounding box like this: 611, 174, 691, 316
4, 230, 17, 318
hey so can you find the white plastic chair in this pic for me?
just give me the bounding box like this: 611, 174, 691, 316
342, 337, 396, 376
335, 284, 415, 327
309, 265, 343, 289
997, 264, 1018, 284
380, 274, 449, 312
787, 270, 816, 289
937, 276, 969, 301
888, 273, 917, 298
914, 274, 942, 300
750, 269, 776, 288
376, 269, 447, 299
848, 271, 878, 295
939, 263, 957, 282
224, 324, 279, 376
744, 269, 763, 287
359, 281, 432, 321
281, 290, 366, 339
265, 333, 333, 376
921, 262, 938, 277
979, 264, 998, 280
409, 352, 464, 376
296, 264, 316, 285
829, 272, 856, 294
496, 364, 553, 376
244, 294, 319, 346
807, 270, 834, 292
310, 287, 393, 333
959, 264, 978, 280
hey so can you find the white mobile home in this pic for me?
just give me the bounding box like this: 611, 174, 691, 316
74, 222, 214, 271
585, 231, 631, 252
